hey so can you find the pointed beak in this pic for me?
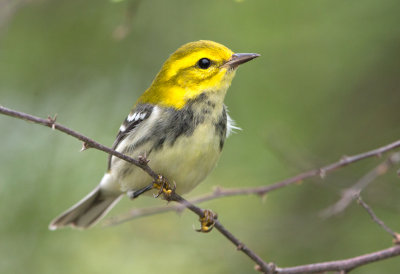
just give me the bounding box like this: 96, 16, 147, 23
223, 53, 260, 69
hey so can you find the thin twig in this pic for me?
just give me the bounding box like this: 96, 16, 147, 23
3, 104, 400, 204
0, 105, 271, 272
170, 194, 273, 273
0, 105, 159, 180
3, 105, 400, 273
108, 150, 400, 225
321, 152, 400, 217
103, 186, 237, 226
356, 196, 400, 243
274, 245, 400, 273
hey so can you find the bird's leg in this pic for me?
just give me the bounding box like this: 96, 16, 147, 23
128, 174, 175, 200
196, 209, 217, 233
153, 175, 175, 200
127, 184, 154, 199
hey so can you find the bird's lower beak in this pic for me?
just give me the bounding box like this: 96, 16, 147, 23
223, 53, 260, 69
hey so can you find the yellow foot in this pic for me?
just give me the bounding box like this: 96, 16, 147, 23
196, 209, 217, 233
153, 175, 175, 200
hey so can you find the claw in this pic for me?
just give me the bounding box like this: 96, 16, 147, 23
196, 209, 217, 233
152, 175, 175, 200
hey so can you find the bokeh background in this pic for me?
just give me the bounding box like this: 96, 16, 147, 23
1, 0, 400, 273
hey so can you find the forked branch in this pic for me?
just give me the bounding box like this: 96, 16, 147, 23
107, 147, 400, 225
1, 105, 400, 273
357, 196, 400, 243
0, 105, 271, 273
274, 245, 400, 273
321, 152, 400, 217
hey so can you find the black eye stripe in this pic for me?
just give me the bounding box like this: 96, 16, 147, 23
197, 58, 211, 69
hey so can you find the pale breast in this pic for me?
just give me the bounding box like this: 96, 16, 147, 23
110, 92, 228, 195
126, 121, 222, 194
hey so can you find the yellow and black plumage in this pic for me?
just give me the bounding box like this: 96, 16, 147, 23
49, 40, 259, 230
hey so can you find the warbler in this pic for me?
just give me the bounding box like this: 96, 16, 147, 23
49, 40, 259, 230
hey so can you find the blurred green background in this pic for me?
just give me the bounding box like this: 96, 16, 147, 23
1, 0, 400, 273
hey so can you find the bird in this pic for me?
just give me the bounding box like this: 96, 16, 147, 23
49, 40, 259, 230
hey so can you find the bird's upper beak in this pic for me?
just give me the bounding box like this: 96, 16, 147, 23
223, 53, 260, 69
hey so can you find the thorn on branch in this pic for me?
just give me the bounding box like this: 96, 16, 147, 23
80, 142, 91, 151
47, 114, 57, 130
138, 153, 150, 166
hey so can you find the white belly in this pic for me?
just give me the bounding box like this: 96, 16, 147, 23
108, 122, 222, 195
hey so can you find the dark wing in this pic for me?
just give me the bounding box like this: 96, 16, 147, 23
107, 104, 154, 170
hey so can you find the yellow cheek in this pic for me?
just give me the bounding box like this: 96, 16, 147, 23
200, 68, 235, 91
139, 68, 235, 110
183, 68, 235, 102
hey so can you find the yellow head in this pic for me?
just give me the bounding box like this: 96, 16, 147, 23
138, 40, 259, 109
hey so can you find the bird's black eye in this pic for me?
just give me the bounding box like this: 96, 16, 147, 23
197, 58, 211, 69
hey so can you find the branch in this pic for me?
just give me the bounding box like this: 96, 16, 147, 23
248, 139, 400, 195
107, 144, 400, 225
103, 186, 237, 226
276, 194, 400, 274
321, 152, 400, 217
356, 196, 400, 243
3, 105, 400, 273
0, 105, 270, 272
169, 194, 273, 273
274, 245, 400, 273
0, 105, 158, 180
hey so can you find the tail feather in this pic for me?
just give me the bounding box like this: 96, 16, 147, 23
49, 186, 122, 230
